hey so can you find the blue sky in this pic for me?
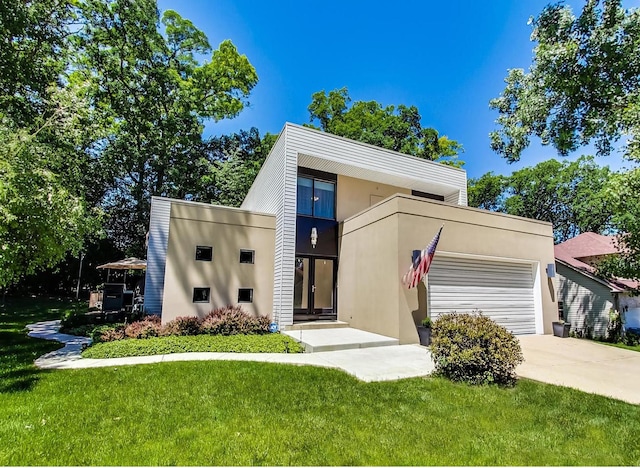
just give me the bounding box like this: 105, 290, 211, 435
158, 0, 628, 178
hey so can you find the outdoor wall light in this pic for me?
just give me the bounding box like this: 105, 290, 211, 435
546, 263, 556, 278
311, 227, 318, 248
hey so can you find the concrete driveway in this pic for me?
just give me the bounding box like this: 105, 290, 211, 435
517, 335, 640, 405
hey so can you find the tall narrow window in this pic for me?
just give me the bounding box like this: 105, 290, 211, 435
558, 301, 565, 321
296, 177, 313, 215
314, 180, 335, 218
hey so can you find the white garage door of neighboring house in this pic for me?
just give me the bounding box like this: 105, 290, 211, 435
428, 256, 537, 335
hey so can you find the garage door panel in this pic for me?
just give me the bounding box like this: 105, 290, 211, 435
428, 257, 536, 335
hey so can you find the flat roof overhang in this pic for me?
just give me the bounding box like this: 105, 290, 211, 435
297, 152, 461, 201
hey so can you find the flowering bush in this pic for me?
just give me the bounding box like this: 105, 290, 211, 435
201, 305, 269, 335
125, 316, 162, 339
161, 316, 201, 336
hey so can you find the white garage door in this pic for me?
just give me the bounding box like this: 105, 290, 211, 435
428, 256, 537, 335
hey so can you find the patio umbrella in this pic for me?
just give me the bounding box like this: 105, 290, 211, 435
97, 257, 146, 283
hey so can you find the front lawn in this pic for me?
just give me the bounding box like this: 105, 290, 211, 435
1, 298, 640, 465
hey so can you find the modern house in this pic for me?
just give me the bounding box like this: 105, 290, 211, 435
555, 232, 640, 337
145, 123, 558, 344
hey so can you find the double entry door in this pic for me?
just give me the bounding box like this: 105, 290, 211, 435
293, 256, 336, 320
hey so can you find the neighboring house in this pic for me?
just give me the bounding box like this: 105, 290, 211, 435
555, 232, 640, 337
145, 123, 557, 344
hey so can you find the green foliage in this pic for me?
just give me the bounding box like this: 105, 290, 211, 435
307, 87, 464, 166
624, 329, 640, 347
467, 156, 613, 242
490, 0, 640, 163
72, 0, 258, 254
194, 128, 276, 206
91, 323, 125, 343
467, 172, 507, 211
431, 313, 524, 386
597, 168, 640, 283
0, 87, 103, 289
82, 333, 304, 358
606, 309, 623, 343
420, 316, 432, 328
0, 0, 74, 124
59, 303, 99, 330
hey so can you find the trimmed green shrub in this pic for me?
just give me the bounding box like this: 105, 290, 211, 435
162, 316, 201, 336
81, 333, 305, 358
91, 324, 126, 343
431, 312, 524, 386
60, 324, 95, 337
59, 306, 94, 330
201, 305, 270, 335
624, 329, 640, 347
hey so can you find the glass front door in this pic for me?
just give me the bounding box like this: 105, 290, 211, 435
293, 256, 336, 319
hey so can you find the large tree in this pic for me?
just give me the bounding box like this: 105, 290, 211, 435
0, 1, 106, 289
490, 0, 640, 163
490, 0, 640, 282
468, 156, 612, 243
73, 0, 258, 254
0, 0, 75, 124
307, 87, 464, 166
0, 86, 102, 289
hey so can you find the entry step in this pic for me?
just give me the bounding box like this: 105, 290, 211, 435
284, 321, 349, 331
282, 327, 399, 353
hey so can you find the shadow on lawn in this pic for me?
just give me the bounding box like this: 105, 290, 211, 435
0, 297, 76, 394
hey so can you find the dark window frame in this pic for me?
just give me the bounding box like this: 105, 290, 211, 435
296, 175, 336, 220
411, 190, 445, 202
239, 249, 255, 264
193, 287, 211, 303
238, 288, 254, 303
195, 245, 213, 262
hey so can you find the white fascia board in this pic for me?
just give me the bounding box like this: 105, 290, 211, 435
285, 123, 467, 204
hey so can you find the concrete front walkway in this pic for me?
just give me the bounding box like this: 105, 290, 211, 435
517, 334, 640, 405
26, 320, 434, 382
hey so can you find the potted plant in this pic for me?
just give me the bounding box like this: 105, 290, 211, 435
552, 320, 571, 338
417, 317, 432, 346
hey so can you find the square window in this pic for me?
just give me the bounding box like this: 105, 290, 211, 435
239, 249, 255, 264
195, 246, 213, 261
238, 288, 253, 303
193, 287, 210, 303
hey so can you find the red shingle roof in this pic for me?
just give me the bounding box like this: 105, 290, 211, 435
554, 233, 638, 290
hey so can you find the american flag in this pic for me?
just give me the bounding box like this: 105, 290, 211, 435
402, 225, 443, 289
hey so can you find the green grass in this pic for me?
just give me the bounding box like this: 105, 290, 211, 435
600, 341, 640, 352
0, 297, 79, 393
83, 333, 305, 358
1, 298, 640, 465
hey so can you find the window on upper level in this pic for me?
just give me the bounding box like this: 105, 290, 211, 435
297, 176, 335, 219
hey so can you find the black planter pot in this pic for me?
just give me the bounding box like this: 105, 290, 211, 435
417, 326, 432, 346
552, 322, 571, 338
